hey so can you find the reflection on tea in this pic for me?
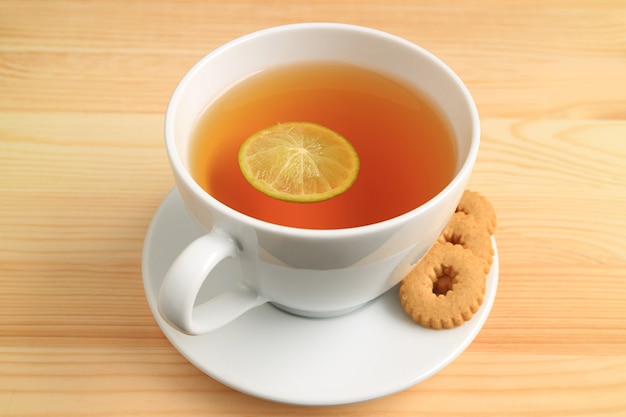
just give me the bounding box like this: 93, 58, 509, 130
190, 61, 456, 229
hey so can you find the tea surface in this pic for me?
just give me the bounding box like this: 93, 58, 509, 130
190, 62, 456, 229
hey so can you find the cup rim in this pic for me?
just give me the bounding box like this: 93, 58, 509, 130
165, 22, 480, 238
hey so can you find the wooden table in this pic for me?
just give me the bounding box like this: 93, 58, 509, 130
2, 1, 625, 415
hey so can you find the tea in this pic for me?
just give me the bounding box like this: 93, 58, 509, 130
190, 61, 456, 229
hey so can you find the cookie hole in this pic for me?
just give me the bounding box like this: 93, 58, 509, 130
432, 264, 458, 296
443, 231, 465, 246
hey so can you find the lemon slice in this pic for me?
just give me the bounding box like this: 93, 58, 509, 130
238, 122, 360, 203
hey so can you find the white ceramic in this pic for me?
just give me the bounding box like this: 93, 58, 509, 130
160, 23, 481, 335
143, 189, 499, 405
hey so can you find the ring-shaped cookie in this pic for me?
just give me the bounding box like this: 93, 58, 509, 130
456, 190, 497, 235
438, 212, 494, 273
399, 243, 486, 330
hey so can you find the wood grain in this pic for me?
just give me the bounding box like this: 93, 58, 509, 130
1, 1, 625, 416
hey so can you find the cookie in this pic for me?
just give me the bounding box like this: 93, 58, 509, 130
456, 190, 497, 235
438, 211, 494, 273
399, 243, 487, 330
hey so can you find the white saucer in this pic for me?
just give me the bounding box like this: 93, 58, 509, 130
142, 188, 499, 406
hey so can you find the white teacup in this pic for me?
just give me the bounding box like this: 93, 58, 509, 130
159, 23, 480, 335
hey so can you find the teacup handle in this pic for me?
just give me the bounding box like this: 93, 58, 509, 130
158, 228, 266, 335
